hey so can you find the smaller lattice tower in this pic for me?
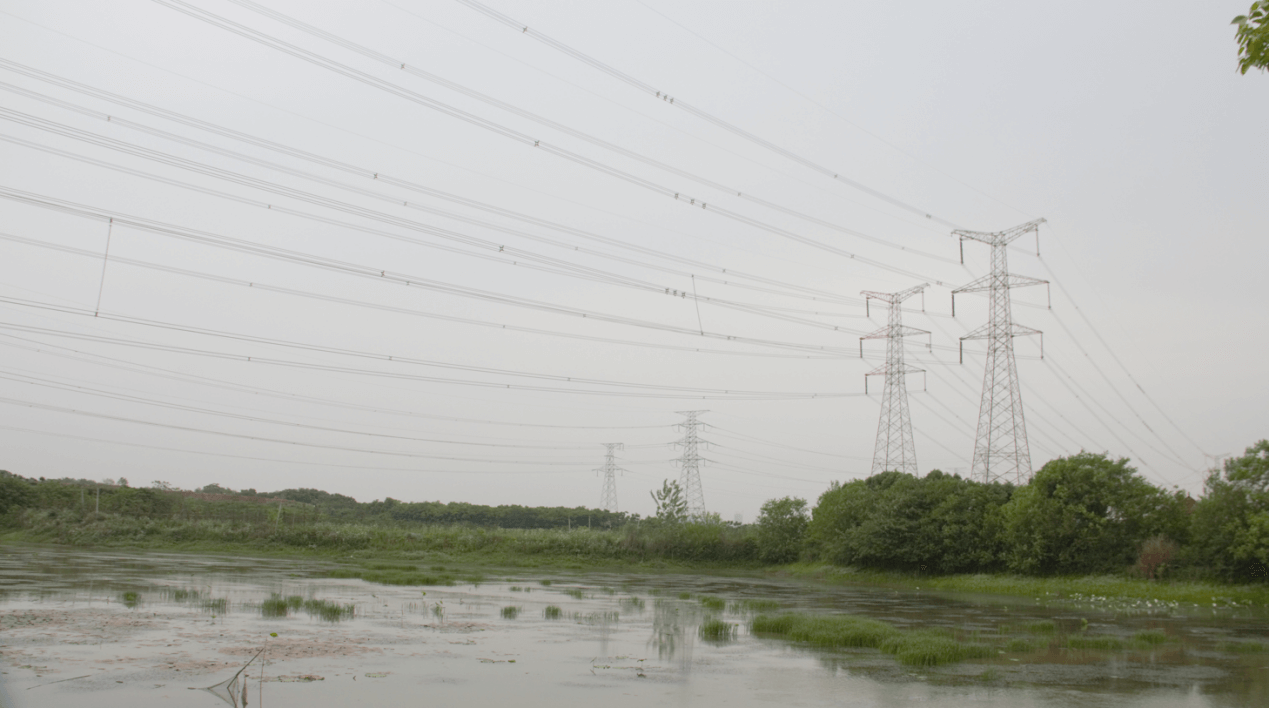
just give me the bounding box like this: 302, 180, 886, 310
595, 443, 625, 512
672, 411, 710, 519
860, 284, 930, 476
952, 219, 1049, 484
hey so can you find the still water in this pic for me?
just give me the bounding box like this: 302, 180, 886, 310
0, 546, 1266, 707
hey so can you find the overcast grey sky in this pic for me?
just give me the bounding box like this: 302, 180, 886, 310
0, 0, 1264, 520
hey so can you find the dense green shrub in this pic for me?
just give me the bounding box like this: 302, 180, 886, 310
1002, 453, 1188, 575
755, 496, 808, 563
1189, 441, 1269, 580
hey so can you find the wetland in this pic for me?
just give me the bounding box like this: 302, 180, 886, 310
1, 545, 1267, 707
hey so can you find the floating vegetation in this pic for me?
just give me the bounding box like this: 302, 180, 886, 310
202, 597, 228, 613
501, 605, 521, 619
619, 597, 646, 612
1133, 630, 1169, 645
730, 599, 780, 613
699, 619, 737, 641
751, 613, 993, 667
119, 591, 141, 608
564, 588, 586, 600
543, 605, 563, 620
327, 568, 457, 586
698, 595, 726, 611
1066, 635, 1126, 651
1218, 641, 1268, 654
1026, 621, 1057, 634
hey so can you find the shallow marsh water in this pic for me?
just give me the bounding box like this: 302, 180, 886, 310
1, 546, 1267, 707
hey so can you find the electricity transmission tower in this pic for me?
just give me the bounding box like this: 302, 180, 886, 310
595, 443, 625, 512
952, 219, 1049, 484
860, 284, 930, 476
672, 411, 710, 519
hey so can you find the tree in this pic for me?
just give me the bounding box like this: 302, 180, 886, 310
1233, 2, 1269, 74
1002, 453, 1188, 575
151, 481, 177, 491
1190, 440, 1269, 580
755, 497, 808, 563
650, 479, 687, 524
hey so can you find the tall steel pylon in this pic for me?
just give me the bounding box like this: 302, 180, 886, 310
672, 411, 710, 519
595, 443, 625, 512
860, 284, 930, 476
952, 219, 1049, 484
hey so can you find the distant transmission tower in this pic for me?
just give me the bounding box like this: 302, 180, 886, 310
952, 219, 1049, 484
595, 443, 625, 512
672, 411, 710, 519
860, 284, 930, 476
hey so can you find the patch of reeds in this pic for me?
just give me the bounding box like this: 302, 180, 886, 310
1219, 641, 1268, 653
564, 588, 586, 599
619, 597, 646, 612
201, 597, 228, 613
750, 612, 992, 666
1133, 630, 1168, 645
501, 606, 521, 619
1025, 621, 1056, 634
699, 619, 737, 641
171, 588, 200, 603
261, 594, 290, 617
543, 605, 563, 620
676, 592, 692, 600
729, 599, 780, 613
539, 579, 553, 586
509, 586, 528, 592
698, 595, 726, 611
119, 591, 141, 608
1004, 638, 1038, 653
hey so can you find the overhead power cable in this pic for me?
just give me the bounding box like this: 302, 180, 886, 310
450, 0, 960, 229
0, 332, 671, 431
220, 0, 959, 261
0, 298, 865, 399
149, 0, 958, 287
0, 230, 839, 361
0, 186, 858, 357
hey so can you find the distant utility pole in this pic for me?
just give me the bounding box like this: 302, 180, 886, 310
595, 442, 626, 512
673, 411, 710, 519
860, 284, 930, 476
952, 219, 1049, 484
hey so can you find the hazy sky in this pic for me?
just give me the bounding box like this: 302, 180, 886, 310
0, 0, 1264, 520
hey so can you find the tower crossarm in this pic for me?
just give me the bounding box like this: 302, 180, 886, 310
960, 322, 1042, 341
861, 324, 930, 341
952, 218, 1046, 246
952, 273, 1048, 295
861, 282, 928, 305
866, 362, 924, 377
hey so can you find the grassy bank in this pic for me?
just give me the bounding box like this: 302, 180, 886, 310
778, 563, 1269, 607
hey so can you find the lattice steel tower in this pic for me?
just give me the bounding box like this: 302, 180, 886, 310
952, 219, 1049, 484
672, 411, 710, 519
860, 284, 930, 476
595, 443, 625, 512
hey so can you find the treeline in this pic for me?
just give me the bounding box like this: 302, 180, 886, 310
755, 442, 1269, 582
0, 475, 631, 531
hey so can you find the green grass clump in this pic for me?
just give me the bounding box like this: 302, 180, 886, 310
699, 619, 737, 641
326, 568, 456, 586
172, 588, 200, 602
539, 579, 553, 586
501, 605, 521, 619
698, 595, 726, 611
509, 585, 526, 592
261, 594, 290, 617
201, 597, 228, 613
1004, 638, 1038, 653
619, 597, 646, 612
543, 605, 563, 620
1133, 630, 1168, 645
1025, 621, 1056, 634
303, 598, 354, 621
1219, 641, 1268, 653
285, 595, 305, 610
730, 599, 780, 613
750, 613, 897, 648
677, 591, 692, 600
1066, 635, 1126, 651
365, 562, 416, 571
564, 588, 586, 599
879, 630, 995, 667
119, 591, 140, 608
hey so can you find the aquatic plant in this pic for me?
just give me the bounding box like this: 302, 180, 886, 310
619, 597, 646, 612
303, 598, 354, 621
285, 595, 305, 610
539, 579, 553, 586
1219, 641, 1268, 653
171, 588, 200, 602
1066, 635, 1126, 651
328, 568, 457, 586
699, 619, 737, 641
501, 605, 521, 619
564, 588, 586, 599
1025, 621, 1056, 634
1133, 630, 1169, 645
543, 605, 563, 619
879, 630, 995, 667
509, 586, 526, 592
729, 599, 780, 613
698, 595, 726, 611
677, 592, 692, 600
365, 562, 417, 571
1004, 638, 1038, 652
119, 591, 140, 608
751, 613, 897, 648
202, 597, 228, 613
261, 594, 290, 617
